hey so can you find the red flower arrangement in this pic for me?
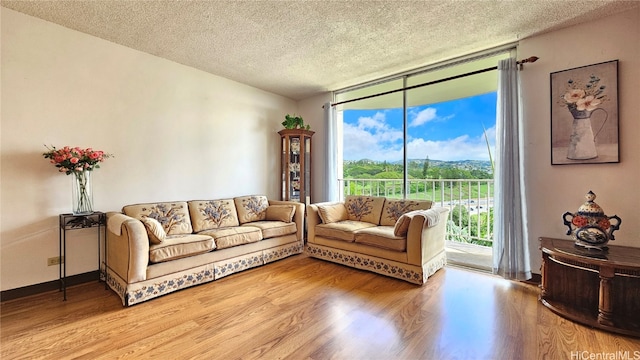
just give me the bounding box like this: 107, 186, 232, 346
43, 145, 113, 214
42, 145, 112, 175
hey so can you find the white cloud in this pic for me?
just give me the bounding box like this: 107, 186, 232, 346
408, 107, 455, 127
343, 112, 403, 161
407, 124, 496, 161
409, 107, 437, 127
406, 135, 491, 162
343, 112, 496, 162
357, 112, 387, 131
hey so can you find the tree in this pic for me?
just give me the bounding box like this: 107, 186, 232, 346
450, 205, 469, 227
422, 155, 429, 178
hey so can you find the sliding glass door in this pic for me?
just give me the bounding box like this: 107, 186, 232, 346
333, 50, 512, 268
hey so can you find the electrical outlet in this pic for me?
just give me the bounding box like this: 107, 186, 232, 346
47, 256, 64, 266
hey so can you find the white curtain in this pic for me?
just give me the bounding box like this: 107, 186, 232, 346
323, 102, 339, 202
492, 58, 531, 281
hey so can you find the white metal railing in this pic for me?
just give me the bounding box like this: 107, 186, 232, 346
338, 178, 494, 247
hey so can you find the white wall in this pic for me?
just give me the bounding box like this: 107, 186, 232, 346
0, 8, 296, 291
520, 8, 639, 272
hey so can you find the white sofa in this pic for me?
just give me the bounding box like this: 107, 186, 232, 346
306, 196, 449, 284
105, 195, 304, 306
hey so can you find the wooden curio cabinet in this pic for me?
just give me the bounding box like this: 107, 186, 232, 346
279, 129, 314, 205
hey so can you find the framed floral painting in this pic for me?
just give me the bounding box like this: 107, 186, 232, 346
550, 60, 619, 165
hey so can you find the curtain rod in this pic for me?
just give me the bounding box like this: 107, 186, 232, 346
329, 56, 539, 108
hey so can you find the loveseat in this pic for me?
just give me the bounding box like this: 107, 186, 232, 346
306, 196, 450, 284
105, 195, 304, 306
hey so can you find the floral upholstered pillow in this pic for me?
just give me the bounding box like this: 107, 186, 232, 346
380, 199, 432, 226
123, 202, 192, 235
344, 196, 385, 224
234, 195, 268, 224
188, 199, 240, 232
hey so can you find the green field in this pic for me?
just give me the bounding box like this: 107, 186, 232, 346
343, 179, 493, 203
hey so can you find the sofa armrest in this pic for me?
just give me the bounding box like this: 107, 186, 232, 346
307, 204, 321, 243
268, 200, 305, 241
106, 212, 149, 283
406, 207, 450, 266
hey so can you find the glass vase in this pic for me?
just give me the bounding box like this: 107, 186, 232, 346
72, 170, 93, 215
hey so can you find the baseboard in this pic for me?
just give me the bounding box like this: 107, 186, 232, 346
1, 271, 100, 302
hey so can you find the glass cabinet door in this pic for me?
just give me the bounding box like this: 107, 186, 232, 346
289, 136, 301, 202
279, 129, 314, 204
304, 136, 311, 205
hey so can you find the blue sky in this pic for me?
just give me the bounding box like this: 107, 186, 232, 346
342, 92, 497, 162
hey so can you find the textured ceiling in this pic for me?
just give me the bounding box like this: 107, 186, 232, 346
2, 1, 638, 100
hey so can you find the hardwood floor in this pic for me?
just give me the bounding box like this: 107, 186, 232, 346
2, 254, 639, 359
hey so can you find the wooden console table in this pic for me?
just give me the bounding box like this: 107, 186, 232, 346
539, 237, 640, 337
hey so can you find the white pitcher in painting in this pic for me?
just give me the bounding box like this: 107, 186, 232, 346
566, 106, 607, 160
561, 75, 608, 160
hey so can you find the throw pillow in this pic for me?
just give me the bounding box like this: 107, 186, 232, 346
234, 195, 269, 224
317, 203, 348, 224
345, 196, 385, 224
188, 199, 240, 232
393, 213, 413, 237
265, 205, 296, 223
123, 201, 192, 235
141, 217, 167, 244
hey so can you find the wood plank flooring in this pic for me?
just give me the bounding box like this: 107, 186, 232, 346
2, 254, 639, 359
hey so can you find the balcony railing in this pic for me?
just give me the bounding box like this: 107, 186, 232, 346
338, 178, 494, 247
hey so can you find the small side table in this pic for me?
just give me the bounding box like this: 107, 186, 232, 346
59, 212, 106, 301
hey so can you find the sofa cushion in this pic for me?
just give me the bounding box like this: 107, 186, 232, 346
315, 221, 377, 242
140, 217, 166, 244
123, 202, 192, 235
199, 226, 263, 250
317, 203, 348, 224
380, 199, 433, 226
234, 196, 269, 224
265, 205, 296, 223
188, 199, 240, 232
354, 226, 407, 252
345, 196, 385, 224
242, 221, 297, 238
149, 234, 215, 263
